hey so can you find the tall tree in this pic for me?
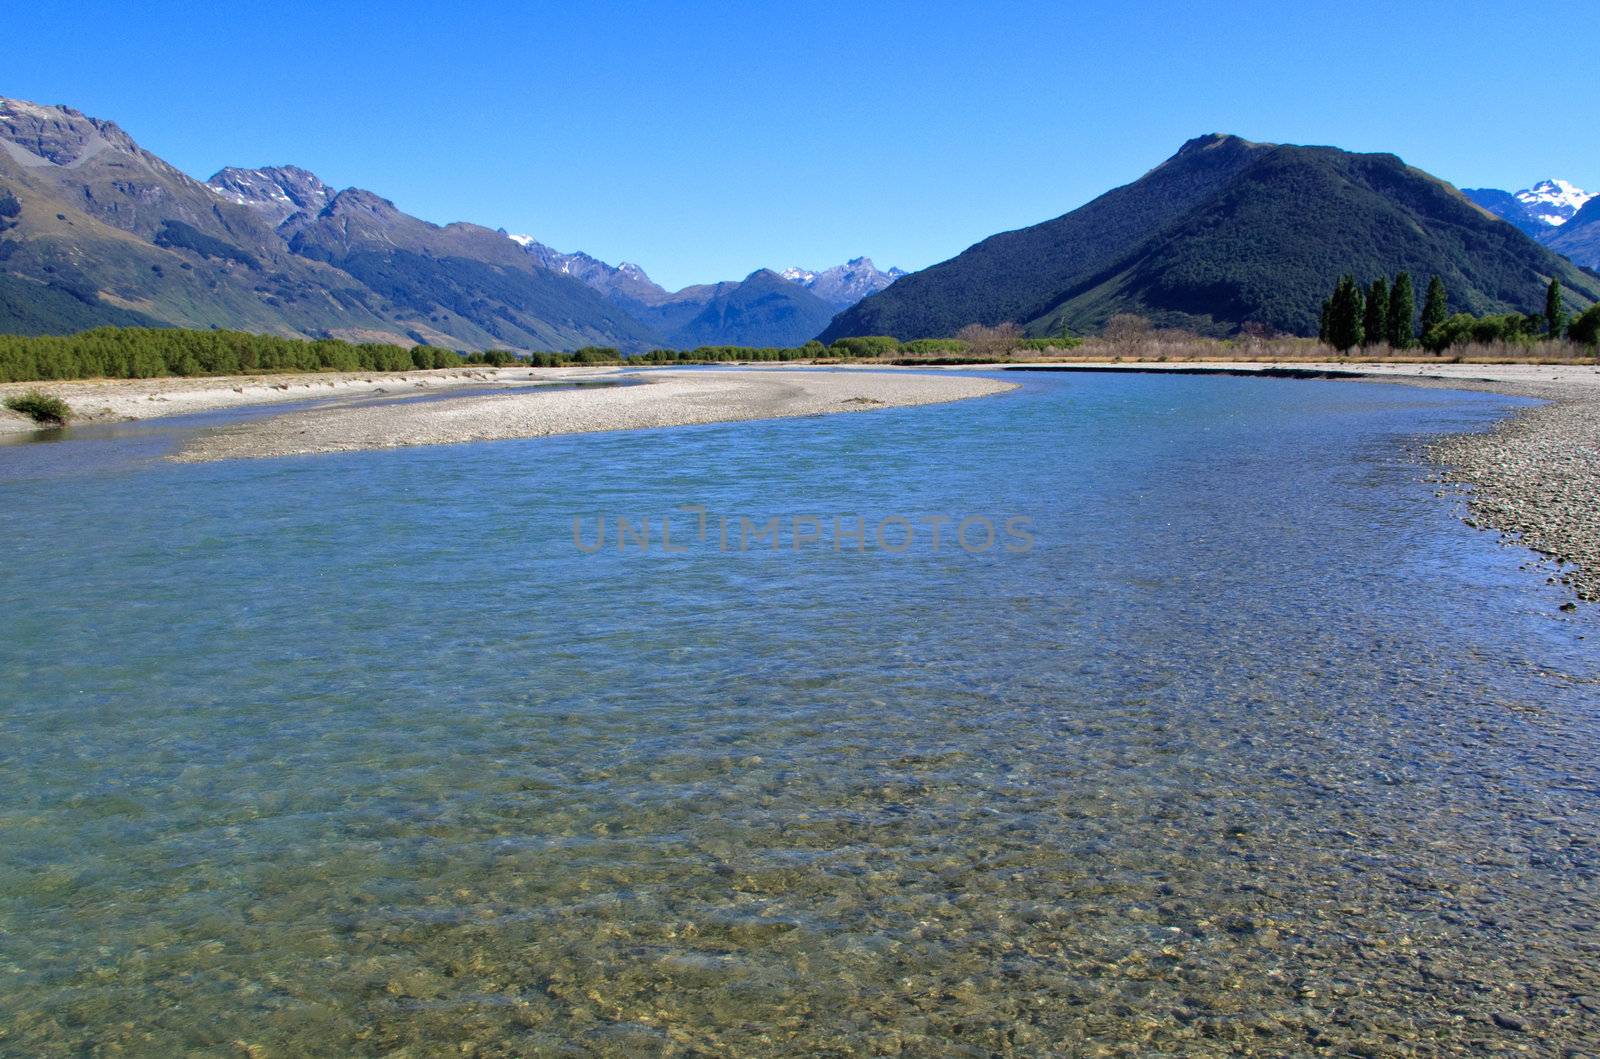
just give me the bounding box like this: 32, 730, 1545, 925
1363, 278, 1389, 347
1545, 278, 1568, 338
1420, 276, 1449, 351
1319, 298, 1332, 345
1327, 275, 1365, 352
1386, 272, 1416, 349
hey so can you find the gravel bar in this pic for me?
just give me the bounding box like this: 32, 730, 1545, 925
171, 369, 1016, 462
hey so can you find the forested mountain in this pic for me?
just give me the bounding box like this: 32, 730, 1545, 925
823, 136, 1600, 340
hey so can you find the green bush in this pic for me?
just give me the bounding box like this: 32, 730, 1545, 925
828, 335, 900, 358
1422, 312, 1544, 351
4, 390, 71, 424
1017, 336, 1083, 352
567, 346, 622, 365
901, 338, 968, 355
1571, 304, 1600, 348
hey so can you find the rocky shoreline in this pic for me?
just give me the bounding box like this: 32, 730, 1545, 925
1428, 388, 1600, 602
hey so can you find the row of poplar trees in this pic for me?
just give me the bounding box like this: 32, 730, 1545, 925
1320, 274, 1580, 353
1318, 273, 1445, 351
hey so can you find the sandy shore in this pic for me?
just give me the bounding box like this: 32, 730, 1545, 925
0, 365, 616, 436
168, 369, 1016, 462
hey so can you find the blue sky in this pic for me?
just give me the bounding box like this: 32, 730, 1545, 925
6, 1, 1596, 290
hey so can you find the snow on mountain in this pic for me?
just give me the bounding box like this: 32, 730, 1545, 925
781, 257, 907, 309
1513, 179, 1594, 227
507, 236, 906, 315
503, 233, 670, 308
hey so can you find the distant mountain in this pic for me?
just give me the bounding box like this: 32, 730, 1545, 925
506, 235, 845, 347
1463, 180, 1595, 237
650, 270, 837, 348
780, 257, 906, 309
1461, 188, 1545, 237
1546, 197, 1600, 269
250, 179, 662, 352
0, 96, 661, 350
508, 235, 672, 313
1464, 181, 1600, 268
823, 135, 1600, 341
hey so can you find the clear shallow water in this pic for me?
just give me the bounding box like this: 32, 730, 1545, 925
0, 372, 1596, 1056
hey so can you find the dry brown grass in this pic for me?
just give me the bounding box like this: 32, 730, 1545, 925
916, 335, 1600, 366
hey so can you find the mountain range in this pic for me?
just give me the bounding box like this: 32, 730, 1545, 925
823, 136, 1600, 342
780, 259, 908, 309
0, 96, 898, 350
1463, 181, 1600, 269
4, 96, 1599, 351
502, 236, 902, 346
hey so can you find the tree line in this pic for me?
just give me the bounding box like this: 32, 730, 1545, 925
0, 328, 480, 384
1320, 273, 1600, 353
0, 328, 1003, 384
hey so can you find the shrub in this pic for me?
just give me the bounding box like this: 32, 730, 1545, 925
901, 338, 968, 356
1017, 336, 1083, 352
1571, 304, 1600, 349
829, 335, 900, 358
567, 346, 622, 365
4, 390, 72, 424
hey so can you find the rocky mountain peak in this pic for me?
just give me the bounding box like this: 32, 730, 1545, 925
0, 97, 130, 166
207, 165, 337, 225
1514, 179, 1594, 227
782, 257, 907, 309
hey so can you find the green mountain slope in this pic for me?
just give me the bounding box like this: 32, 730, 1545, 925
819, 135, 1272, 341
0, 274, 165, 334
823, 136, 1600, 340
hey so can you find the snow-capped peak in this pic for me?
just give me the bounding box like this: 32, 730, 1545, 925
506, 233, 539, 248
1514, 179, 1594, 227
779, 258, 908, 309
